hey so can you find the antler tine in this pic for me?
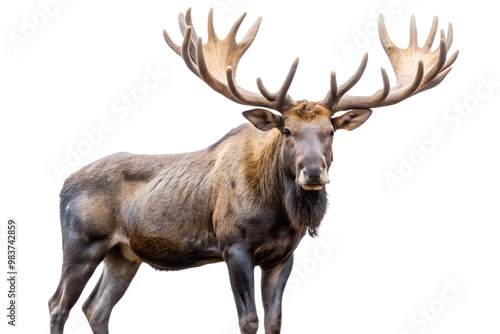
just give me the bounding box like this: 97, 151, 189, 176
409, 15, 418, 49
445, 22, 453, 50
378, 13, 397, 54
276, 57, 300, 101
163, 29, 181, 56
180, 27, 201, 78
322, 14, 457, 112
372, 67, 391, 103
419, 66, 453, 93
180, 8, 199, 42
230, 57, 299, 110
330, 72, 338, 102
420, 50, 458, 93
338, 53, 369, 97
321, 71, 338, 109
443, 49, 459, 70
440, 29, 445, 44
256, 77, 276, 101
423, 16, 438, 50
184, 8, 198, 39
238, 16, 262, 54
207, 8, 218, 42
323, 53, 368, 110
177, 10, 198, 65
420, 38, 447, 87
227, 12, 247, 41
184, 7, 199, 63
226, 66, 259, 105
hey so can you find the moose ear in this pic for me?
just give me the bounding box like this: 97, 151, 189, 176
331, 108, 372, 131
242, 108, 283, 131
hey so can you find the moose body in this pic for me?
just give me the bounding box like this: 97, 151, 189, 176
62, 122, 318, 272
49, 8, 457, 334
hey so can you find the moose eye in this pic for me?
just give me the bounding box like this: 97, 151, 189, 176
330, 129, 335, 137
283, 128, 292, 137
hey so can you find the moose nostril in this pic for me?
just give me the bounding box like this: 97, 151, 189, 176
304, 166, 323, 181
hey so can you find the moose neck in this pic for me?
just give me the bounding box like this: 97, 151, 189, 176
244, 128, 328, 237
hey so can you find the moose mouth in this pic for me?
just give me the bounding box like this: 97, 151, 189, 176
301, 184, 325, 191
299, 180, 329, 191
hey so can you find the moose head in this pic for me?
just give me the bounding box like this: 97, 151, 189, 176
163, 8, 457, 191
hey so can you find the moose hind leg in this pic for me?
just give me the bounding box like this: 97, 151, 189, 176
82, 246, 141, 334
49, 241, 110, 334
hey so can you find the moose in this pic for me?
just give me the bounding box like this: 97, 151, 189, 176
49, 8, 458, 334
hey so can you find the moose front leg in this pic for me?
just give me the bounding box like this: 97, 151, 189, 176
224, 244, 259, 334
261, 254, 294, 334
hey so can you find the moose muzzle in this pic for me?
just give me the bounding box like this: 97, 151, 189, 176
297, 156, 330, 190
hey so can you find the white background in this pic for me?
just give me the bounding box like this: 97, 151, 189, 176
1, 0, 499, 333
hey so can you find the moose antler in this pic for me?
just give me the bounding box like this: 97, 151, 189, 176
165, 10, 458, 116
163, 8, 298, 113
322, 14, 459, 112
